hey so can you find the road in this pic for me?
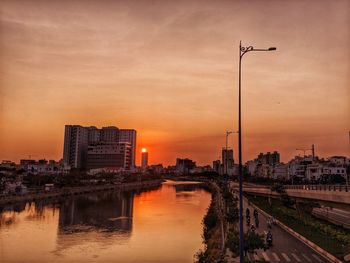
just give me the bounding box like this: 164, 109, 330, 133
231, 189, 331, 263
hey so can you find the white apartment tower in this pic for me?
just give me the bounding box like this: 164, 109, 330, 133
63, 125, 137, 170
63, 125, 89, 169
119, 129, 137, 168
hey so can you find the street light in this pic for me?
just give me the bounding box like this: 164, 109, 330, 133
237, 41, 276, 263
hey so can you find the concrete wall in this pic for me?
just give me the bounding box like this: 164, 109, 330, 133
243, 187, 350, 205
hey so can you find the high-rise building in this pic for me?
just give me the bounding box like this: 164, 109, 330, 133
63, 125, 89, 169
88, 126, 101, 144
63, 125, 137, 170
119, 129, 137, 168
213, 160, 221, 173
222, 148, 234, 174
141, 149, 148, 168
87, 142, 131, 170
101, 126, 119, 142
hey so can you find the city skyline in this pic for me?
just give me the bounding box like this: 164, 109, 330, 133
1, 0, 349, 165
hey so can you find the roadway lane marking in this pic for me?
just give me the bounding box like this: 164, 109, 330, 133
291, 253, 301, 262
254, 253, 260, 261
312, 253, 323, 262
281, 253, 291, 262
272, 252, 280, 261
302, 254, 312, 262
261, 252, 269, 261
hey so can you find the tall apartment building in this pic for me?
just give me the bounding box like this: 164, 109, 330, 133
119, 129, 137, 167
63, 125, 137, 170
88, 126, 101, 144
63, 125, 89, 169
222, 148, 234, 173
101, 126, 119, 142
141, 150, 148, 168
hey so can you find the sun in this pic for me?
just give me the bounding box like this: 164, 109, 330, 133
141, 148, 147, 153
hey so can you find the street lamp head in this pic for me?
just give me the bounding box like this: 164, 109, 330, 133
268, 47, 277, 51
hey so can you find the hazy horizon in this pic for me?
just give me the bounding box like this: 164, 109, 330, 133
1, 0, 349, 166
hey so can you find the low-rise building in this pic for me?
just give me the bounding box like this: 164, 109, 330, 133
272, 163, 288, 180
176, 158, 196, 174
87, 142, 131, 170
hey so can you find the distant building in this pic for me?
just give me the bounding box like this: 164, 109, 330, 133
63, 125, 89, 169
246, 151, 281, 178
87, 142, 131, 170
19, 159, 67, 175
257, 151, 280, 165
272, 163, 288, 180
141, 150, 148, 168
329, 156, 349, 166
222, 148, 234, 174
213, 160, 221, 174
190, 166, 213, 174
176, 158, 196, 174
246, 159, 258, 176
287, 156, 313, 182
0, 160, 16, 169
147, 164, 164, 174
88, 126, 101, 144
63, 125, 137, 170
119, 129, 137, 168
101, 126, 119, 142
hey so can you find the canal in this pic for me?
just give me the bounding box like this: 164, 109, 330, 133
0, 180, 211, 263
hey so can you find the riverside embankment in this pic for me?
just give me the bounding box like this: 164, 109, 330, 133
195, 180, 234, 263
0, 179, 163, 206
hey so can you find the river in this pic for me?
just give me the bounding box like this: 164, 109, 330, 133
0, 180, 211, 263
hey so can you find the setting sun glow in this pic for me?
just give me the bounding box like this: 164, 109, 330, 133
141, 148, 147, 153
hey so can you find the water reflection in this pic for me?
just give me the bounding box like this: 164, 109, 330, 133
59, 191, 133, 233
0, 181, 211, 263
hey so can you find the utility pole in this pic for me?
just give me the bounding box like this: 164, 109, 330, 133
296, 144, 314, 158
237, 41, 276, 263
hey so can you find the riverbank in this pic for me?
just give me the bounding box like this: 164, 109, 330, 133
0, 179, 163, 206
195, 181, 230, 263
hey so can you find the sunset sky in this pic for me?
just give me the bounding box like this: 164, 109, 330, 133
0, 0, 349, 166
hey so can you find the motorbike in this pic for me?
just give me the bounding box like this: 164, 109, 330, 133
250, 224, 256, 233
253, 209, 258, 219
266, 233, 273, 247
255, 218, 259, 228
246, 208, 250, 218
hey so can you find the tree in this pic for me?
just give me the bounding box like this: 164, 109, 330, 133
244, 231, 266, 253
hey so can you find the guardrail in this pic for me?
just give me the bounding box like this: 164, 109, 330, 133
285, 184, 349, 192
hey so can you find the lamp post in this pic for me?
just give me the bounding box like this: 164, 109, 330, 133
238, 41, 276, 263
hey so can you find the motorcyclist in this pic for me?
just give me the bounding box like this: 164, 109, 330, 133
271, 216, 277, 225
251, 224, 256, 233
253, 209, 258, 219
267, 218, 272, 229
246, 208, 250, 217
255, 217, 259, 228
266, 230, 273, 246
